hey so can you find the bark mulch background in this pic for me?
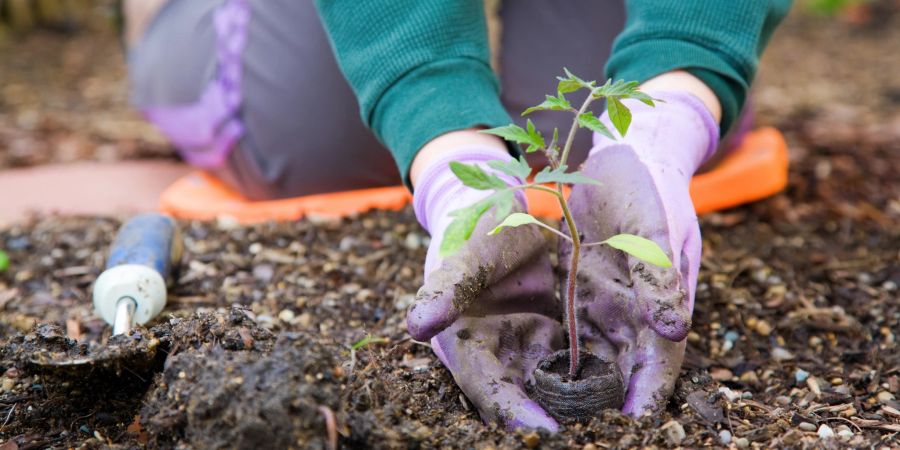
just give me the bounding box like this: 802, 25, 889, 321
1, 4, 898, 449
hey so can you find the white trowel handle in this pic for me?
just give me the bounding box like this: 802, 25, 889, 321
92, 213, 181, 335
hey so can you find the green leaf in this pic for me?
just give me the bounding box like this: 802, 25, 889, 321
449, 161, 509, 191
440, 201, 492, 257
534, 165, 601, 186
0, 250, 8, 272
577, 113, 615, 140
556, 68, 595, 94
488, 213, 542, 235
524, 119, 545, 153
481, 124, 533, 146
602, 234, 672, 268
481, 122, 544, 153
522, 94, 573, 116
490, 189, 515, 221
594, 79, 639, 98
487, 157, 532, 180
606, 97, 632, 137
630, 90, 657, 106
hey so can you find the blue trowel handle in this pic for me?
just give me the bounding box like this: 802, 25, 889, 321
106, 213, 181, 279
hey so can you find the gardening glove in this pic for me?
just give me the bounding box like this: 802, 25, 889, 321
561, 91, 718, 416
409, 147, 563, 431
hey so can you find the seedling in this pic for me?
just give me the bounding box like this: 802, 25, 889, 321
0, 250, 9, 272
441, 69, 672, 378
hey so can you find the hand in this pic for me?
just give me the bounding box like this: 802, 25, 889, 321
561, 91, 718, 415
408, 146, 563, 430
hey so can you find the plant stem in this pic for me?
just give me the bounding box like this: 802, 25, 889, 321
555, 91, 596, 377
559, 196, 581, 377
559, 92, 596, 168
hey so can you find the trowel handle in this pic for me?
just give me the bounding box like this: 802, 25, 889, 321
106, 213, 181, 278
93, 213, 182, 331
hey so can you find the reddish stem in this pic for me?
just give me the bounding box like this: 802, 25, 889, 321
565, 241, 581, 377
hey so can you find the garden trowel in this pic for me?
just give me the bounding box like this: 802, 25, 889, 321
26, 213, 181, 376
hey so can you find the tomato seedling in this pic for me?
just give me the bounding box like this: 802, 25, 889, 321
441, 69, 672, 377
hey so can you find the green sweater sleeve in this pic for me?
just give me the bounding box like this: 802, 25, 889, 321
313, 0, 511, 185
606, 0, 793, 135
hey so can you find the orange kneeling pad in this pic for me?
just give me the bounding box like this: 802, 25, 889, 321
159, 127, 789, 223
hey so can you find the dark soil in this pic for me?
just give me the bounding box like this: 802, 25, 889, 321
1, 4, 899, 450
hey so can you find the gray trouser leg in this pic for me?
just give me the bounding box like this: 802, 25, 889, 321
129, 0, 625, 200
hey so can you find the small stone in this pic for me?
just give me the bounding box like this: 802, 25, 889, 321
278, 309, 295, 323
522, 432, 540, 449
718, 429, 732, 444
582, 444, 598, 450
772, 347, 794, 361
830, 377, 843, 386
395, 294, 415, 311
252, 264, 275, 282
836, 425, 853, 441
338, 236, 356, 252
799, 422, 817, 432
718, 387, 740, 402
1, 377, 14, 392
794, 369, 810, 383
755, 320, 773, 336
775, 395, 792, 406
687, 331, 701, 343
877, 391, 895, 404
724, 330, 740, 342
404, 233, 422, 251
248, 242, 262, 254
734, 437, 750, 448
807, 378, 822, 396
296, 313, 312, 328
711, 367, 733, 381
663, 420, 686, 446
740, 371, 759, 384
817, 424, 835, 440
883, 280, 897, 291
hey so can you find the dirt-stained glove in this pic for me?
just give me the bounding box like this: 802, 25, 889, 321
561, 91, 718, 416
409, 147, 563, 431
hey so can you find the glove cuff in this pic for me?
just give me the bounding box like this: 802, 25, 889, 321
412, 146, 526, 234
591, 90, 720, 175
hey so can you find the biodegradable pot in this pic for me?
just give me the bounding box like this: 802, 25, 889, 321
532, 349, 625, 422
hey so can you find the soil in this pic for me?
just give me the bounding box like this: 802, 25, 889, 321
1, 3, 899, 450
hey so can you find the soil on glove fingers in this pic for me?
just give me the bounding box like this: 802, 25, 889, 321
1, 4, 899, 449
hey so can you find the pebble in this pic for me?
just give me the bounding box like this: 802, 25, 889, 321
755, 320, 773, 336
522, 432, 540, 449
278, 309, 295, 323
663, 420, 685, 445
711, 367, 733, 381
734, 437, 749, 448
794, 368, 810, 383
799, 422, 817, 431
395, 294, 416, 311
1, 377, 14, 392
772, 347, 794, 361
740, 371, 759, 384
724, 330, 740, 342
296, 312, 312, 328
775, 395, 792, 406
877, 391, 895, 404
883, 280, 897, 291
718, 387, 741, 402
582, 444, 598, 450
252, 264, 274, 282
718, 429, 732, 444
404, 233, 422, 251
830, 377, 843, 386
836, 425, 853, 441
338, 236, 356, 252
817, 424, 835, 440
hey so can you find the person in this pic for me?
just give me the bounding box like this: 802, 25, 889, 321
124, 0, 792, 431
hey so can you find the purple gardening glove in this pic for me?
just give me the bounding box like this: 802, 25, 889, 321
561, 91, 718, 416
409, 147, 563, 431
